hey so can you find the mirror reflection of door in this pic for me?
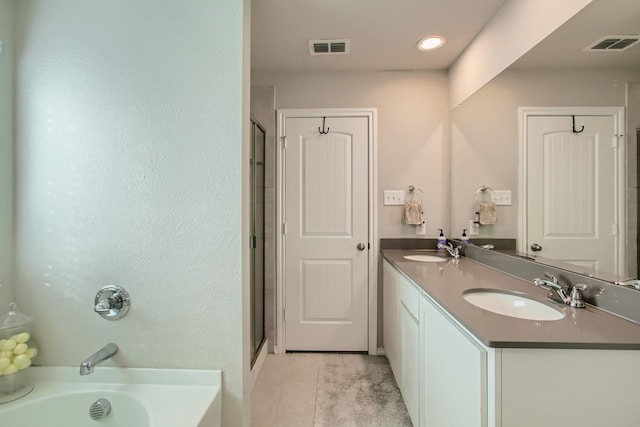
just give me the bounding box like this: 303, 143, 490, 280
524, 110, 624, 275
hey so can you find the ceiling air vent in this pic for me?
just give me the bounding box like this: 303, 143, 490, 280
309, 39, 351, 56
584, 35, 640, 51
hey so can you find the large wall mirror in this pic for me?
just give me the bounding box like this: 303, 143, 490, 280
451, 0, 640, 281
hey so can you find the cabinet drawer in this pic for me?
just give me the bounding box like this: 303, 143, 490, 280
399, 275, 421, 320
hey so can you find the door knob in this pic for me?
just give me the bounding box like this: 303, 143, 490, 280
357, 243, 366, 251
530, 243, 542, 252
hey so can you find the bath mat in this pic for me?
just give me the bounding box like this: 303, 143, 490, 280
314, 362, 412, 427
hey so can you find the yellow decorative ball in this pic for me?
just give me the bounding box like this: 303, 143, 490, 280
13, 343, 28, 355
26, 347, 38, 359
15, 333, 30, 344
0, 339, 16, 352
0, 357, 9, 370
13, 354, 31, 370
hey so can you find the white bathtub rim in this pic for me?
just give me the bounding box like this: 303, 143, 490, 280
1, 367, 222, 427
24, 366, 221, 387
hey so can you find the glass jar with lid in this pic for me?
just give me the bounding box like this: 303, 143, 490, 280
0, 302, 38, 403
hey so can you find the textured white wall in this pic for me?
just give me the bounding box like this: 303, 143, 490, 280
252, 71, 450, 239
0, 0, 15, 306
13, 1, 246, 425
450, 68, 640, 239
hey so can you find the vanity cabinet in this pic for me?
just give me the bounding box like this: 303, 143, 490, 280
383, 257, 640, 427
382, 260, 400, 384
384, 259, 487, 427
383, 259, 420, 425
399, 277, 420, 425
420, 293, 487, 427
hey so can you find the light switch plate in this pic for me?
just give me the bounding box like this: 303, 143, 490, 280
383, 190, 405, 206
493, 190, 512, 206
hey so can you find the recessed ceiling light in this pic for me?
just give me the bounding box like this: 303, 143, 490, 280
417, 36, 445, 51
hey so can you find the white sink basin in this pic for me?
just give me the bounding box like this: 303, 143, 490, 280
403, 254, 447, 263
463, 289, 565, 321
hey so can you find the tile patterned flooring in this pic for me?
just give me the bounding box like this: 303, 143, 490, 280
251, 352, 408, 427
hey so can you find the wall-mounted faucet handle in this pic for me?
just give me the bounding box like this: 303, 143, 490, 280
94, 285, 130, 320
94, 293, 123, 313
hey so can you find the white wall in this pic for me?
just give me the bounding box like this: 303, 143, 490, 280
14, 1, 246, 425
252, 70, 450, 239
451, 68, 640, 239
449, 0, 592, 108
0, 0, 15, 306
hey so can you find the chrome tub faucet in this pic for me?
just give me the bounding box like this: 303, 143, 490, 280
532, 272, 587, 308
80, 343, 118, 375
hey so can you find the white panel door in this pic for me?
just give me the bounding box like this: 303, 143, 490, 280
284, 116, 369, 351
527, 115, 618, 274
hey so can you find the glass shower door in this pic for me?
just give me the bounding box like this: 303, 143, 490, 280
250, 117, 266, 367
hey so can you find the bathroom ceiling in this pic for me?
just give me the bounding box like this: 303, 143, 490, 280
510, 0, 640, 69
251, 0, 640, 72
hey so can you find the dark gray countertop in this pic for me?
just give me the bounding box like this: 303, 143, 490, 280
383, 250, 640, 350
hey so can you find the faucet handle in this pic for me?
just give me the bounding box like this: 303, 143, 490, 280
94, 285, 130, 321
544, 272, 559, 284
569, 284, 587, 308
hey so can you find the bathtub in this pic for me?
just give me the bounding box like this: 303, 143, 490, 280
0, 367, 221, 427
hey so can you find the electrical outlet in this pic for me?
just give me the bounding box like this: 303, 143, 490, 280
493, 190, 512, 206
383, 190, 405, 206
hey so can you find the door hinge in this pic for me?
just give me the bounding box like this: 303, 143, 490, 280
282, 222, 287, 235
612, 223, 618, 236
250, 235, 256, 249
283, 308, 287, 322
281, 136, 287, 149
612, 134, 624, 148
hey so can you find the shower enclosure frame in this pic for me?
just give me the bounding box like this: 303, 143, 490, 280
250, 116, 266, 368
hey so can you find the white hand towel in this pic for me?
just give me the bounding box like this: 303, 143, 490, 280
479, 202, 497, 225
403, 202, 423, 225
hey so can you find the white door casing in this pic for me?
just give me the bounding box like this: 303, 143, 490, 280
519, 107, 625, 275
276, 109, 377, 353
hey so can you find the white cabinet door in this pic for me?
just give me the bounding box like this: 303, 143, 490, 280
421, 296, 486, 427
383, 260, 400, 383
400, 300, 420, 426
384, 259, 420, 425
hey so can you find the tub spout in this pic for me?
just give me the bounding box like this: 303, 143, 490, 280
80, 343, 118, 375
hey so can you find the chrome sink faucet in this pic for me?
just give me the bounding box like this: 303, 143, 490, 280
532, 272, 587, 308
438, 242, 461, 259
80, 343, 118, 375
614, 279, 640, 290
